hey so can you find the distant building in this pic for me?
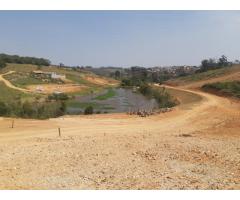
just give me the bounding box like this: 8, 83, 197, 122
51, 72, 66, 79
32, 71, 65, 79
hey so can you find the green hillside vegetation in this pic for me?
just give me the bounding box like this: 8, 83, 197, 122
0, 82, 34, 102
0, 63, 112, 93
202, 81, 240, 98
0, 53, 50, 67
3, 72, 58, 88
166, 65, 240, 85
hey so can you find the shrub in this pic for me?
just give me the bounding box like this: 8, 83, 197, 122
138, 84, 178, 108
84, 106, 93, 115
48, 93, 69, 101
0, 101, 8, 115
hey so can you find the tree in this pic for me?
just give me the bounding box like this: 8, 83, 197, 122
22, 101, 36, 117
200, 58, 218, 72
59, 101, 66, 114
114, 70, 121, 79
0, 60, 6, 69
0, 53, 50, 66
218, 55, 228, 67
234, 59, 240, 64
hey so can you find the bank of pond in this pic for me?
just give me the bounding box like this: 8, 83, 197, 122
0, 86, 178, 119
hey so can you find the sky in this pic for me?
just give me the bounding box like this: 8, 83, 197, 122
0, 11, 240, 67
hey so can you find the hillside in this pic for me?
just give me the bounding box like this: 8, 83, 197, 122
0, 63, 119, 118
0, 63, 118, 93
165, 64, 240, 89
0, 63, 240, 189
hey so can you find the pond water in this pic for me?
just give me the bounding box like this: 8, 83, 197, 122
67, 88, 158, 114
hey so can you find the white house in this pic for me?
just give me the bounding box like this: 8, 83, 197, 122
51, 72, 66, 79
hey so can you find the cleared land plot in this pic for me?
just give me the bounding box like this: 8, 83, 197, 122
0, 86, 239, 189
26, 84, 88, 94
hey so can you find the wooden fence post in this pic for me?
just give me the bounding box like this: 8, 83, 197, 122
58, 127, 61, 137
11, 120, 14, 128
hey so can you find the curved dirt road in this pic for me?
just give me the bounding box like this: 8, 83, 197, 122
0, 71, 30, 93
0, 86, 239, 189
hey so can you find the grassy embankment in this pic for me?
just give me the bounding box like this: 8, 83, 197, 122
166, 64, 240, 86
0, 82, 34, 102
1, 63, 113, 94
202, 81, 240, 98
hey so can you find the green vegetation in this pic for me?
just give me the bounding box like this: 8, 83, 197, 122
0, 53, 50, 68
94, 88, 116, 100
166, 65, 240, 85
3, 72, 46, 88
84, 106, 94, 115
0, 60, 6, 69
0, 99, 66, 119
0, 81, 68, 119
66, 74, 89, 84
202, 81, 240, 98
139, 83, 178, 108
0, 82, 33, 101
199, 55, 231, 72
48, 93, 69, 101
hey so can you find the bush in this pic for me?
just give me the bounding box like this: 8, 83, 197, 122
0, 100, 67, 119
138, 83, 178, 108
48, 93, 69, 101
0, 60, 6, 69
84, 106, 93, 115
0, 101, 8, 115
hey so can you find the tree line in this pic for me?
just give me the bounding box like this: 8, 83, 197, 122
199, 55, 232, 72
0, 53, 51, 69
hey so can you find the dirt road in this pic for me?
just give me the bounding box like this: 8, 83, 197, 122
0, 86, 239, 189
0, 71, 30, 93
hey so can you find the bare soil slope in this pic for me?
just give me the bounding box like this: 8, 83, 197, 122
0, 85, 239, 189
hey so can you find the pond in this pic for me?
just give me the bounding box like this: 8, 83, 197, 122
66, 88, 158, 114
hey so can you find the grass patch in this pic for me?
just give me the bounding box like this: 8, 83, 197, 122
4, 72, 46, 88
66, 74, 90, 85
94, 88, 116, 100
202, 81, 240, 98
0, 82, 35, 102
166, 65, 240, 85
